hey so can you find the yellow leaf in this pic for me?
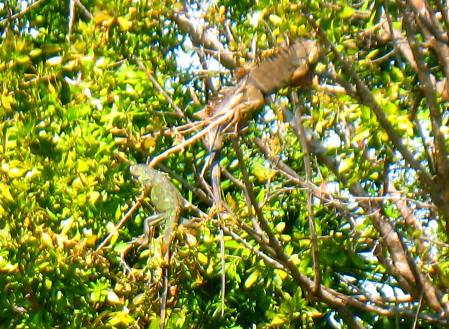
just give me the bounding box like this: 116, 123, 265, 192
366, 49, 379, 60
107, 311, 133, 326
60, 217, 74, 235
275, 222, 286, 233
88, 191, 100, 206
0, 183, 14, 202
94, 12, 114, 26
41, 232, 54, 248
7, 166, 27, 178
1, 93, 13, 111
197, 252, 208, 265
269, 14, 282, 26
244, 270, 260, 288
281, 234, 291, 242
137, 248, 149, 259
271, 316, 286, 325
289, 254, 300, 265
15, 55, 30, 65
72, 177, 84, 190
252, 163, 276, 183
77, 159, 90, 173
225, 194, 237, 210
338, 158, 353, 174
142, 136, 156, 149
133, 293, 145, 305
29, 48, 43, 58
275, 269, 288, 280
339, 5, 356, 18
114, 205, 122, 221
0, 262, 18, 274
45, 278, 52, 290
117, 17, 132, 31
46, 56, 62, 66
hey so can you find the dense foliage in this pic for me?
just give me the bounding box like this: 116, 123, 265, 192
2, 0, 449, 328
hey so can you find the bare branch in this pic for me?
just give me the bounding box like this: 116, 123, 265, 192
67, 0, 75, 43
171, 10, 237, 69
231, 137, 365, 328
304, 130, 448, 313
222, 225, 285, 270
75, 0, 92, 20
96, 195, 144, 252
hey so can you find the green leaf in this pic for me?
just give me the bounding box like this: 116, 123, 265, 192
339, 5, 355, 18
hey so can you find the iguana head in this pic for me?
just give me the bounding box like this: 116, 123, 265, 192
130, 164, 158, 186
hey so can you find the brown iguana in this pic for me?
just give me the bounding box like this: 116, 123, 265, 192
148, 39, 321, 169
129, 164, 183, 329
196, 39, 322, 205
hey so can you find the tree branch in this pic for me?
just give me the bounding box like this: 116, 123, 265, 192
171, 9, 237, 70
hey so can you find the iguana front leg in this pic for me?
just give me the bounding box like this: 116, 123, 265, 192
224, 83, 265, 135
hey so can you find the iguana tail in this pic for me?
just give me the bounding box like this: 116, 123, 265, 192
210, 150, 222, 206
160, 267, 169, 329
208, 148, 227, 317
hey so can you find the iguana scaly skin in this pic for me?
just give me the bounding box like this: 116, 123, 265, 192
130, 164, 184, 329
130, 164, 183, 257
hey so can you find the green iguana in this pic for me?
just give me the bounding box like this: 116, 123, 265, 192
130, 164, 183, 329
130, 164, 183, 258
196, 39, 322, 154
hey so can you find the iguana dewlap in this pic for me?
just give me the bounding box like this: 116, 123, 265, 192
130, 164, 183, 256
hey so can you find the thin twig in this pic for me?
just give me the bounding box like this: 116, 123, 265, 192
148, 105, 238, 167
135, 59, 187, 119
301, 7, 449, 221
75, 0, 92, 19
171, 10, 237, 69
96, 195, 144, 252
222, 225, 284, 269
0, 0, 46, 26
412, 292, 424, 329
